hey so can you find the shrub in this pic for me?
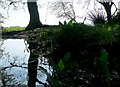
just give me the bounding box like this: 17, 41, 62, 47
112, 11, 120, 24
28, 21, 120, 87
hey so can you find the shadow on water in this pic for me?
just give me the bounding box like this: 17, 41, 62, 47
0, 39, 50, 87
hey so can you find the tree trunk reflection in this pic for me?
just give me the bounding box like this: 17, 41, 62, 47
28, 52, 38, 87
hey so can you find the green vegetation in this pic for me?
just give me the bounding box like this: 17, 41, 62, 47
27, 21, 120, 87
1, 0, 120, 87
2, 27, 25, 32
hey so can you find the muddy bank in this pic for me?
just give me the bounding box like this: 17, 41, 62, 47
1, 25, 58, 39
2, 31, 29, 39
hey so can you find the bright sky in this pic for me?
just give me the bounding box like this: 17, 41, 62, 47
3, 3, 61, 27
1, 1, 94, 27
1, 0, 120, 27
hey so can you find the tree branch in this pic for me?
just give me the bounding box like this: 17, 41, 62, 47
36, 78, 48, 87
112, 2, 118, 17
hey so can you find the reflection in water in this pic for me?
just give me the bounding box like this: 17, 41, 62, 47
0, 39, 30, 86
0, 39, 50, 86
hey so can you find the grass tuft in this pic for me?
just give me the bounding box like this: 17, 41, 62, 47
2, 27, 25, 32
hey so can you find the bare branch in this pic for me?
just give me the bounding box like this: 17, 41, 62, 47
51, 1, 77, 21
112, 2, 118, 17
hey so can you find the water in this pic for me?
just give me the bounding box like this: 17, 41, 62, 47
0, 39, 51, 86
0, 39, 30, 86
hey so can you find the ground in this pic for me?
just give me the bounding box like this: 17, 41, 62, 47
2, 31, 29, 39
1, 25, 57, 39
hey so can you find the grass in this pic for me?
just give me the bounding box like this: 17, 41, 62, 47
2, 27, 25, 32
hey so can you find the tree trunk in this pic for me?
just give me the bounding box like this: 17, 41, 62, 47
101, 2, 113, 24
26, 1, 42, 30
28, 53, 38, 87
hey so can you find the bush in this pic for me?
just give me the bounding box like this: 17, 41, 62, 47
28, 21, 120, 87
112, 11, 120, 24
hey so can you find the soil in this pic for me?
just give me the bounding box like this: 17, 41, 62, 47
2, 30, 30, 39
1, 25, 58, 39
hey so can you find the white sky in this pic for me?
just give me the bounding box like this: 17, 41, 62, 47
3, 3, 61, 27
1, 2, 92, 27
1, 0, 120, 27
